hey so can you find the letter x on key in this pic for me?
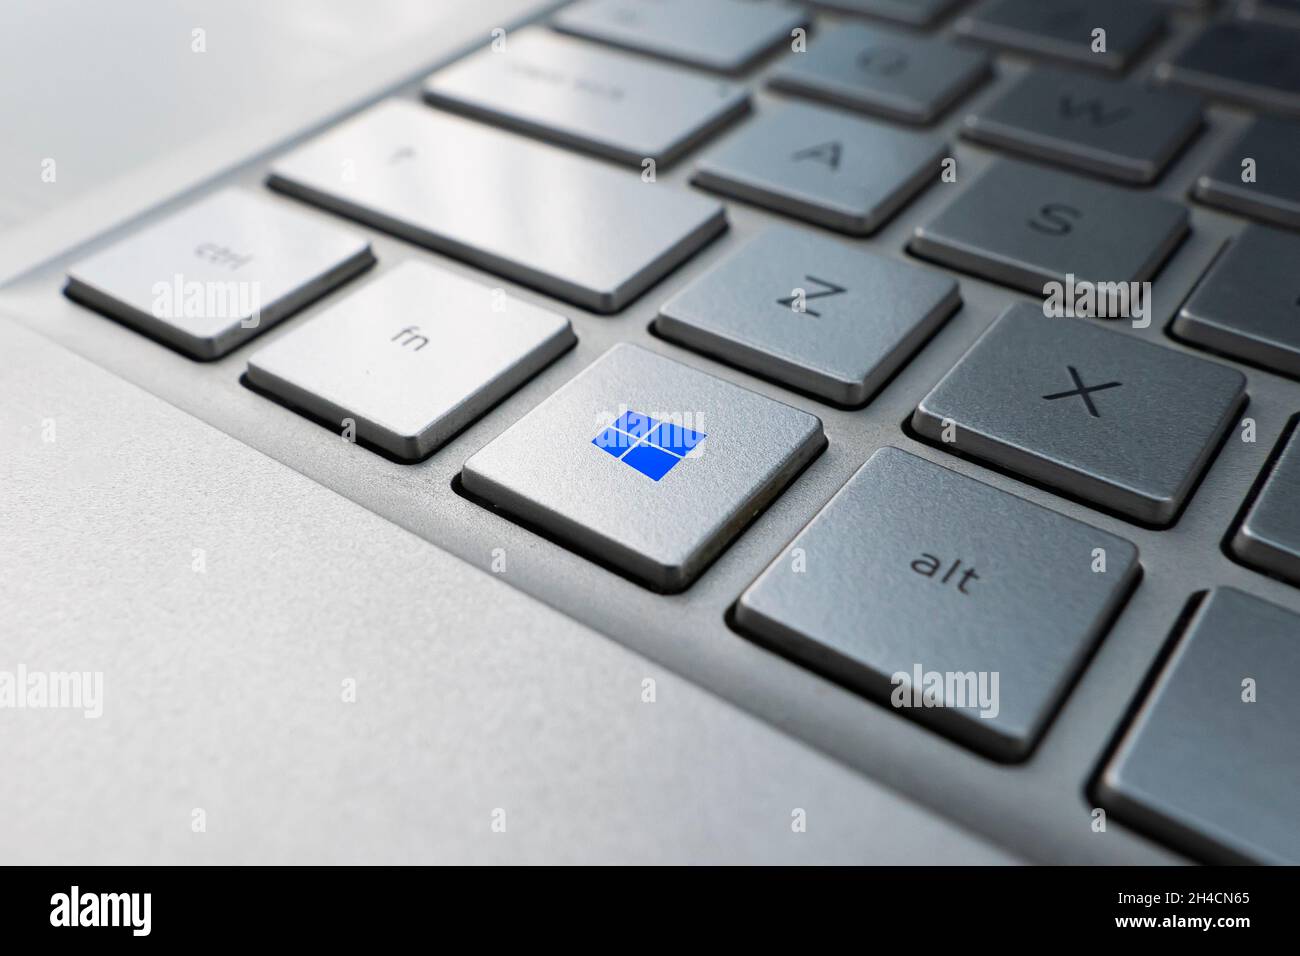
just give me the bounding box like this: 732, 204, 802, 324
1041, 365, 1121, 418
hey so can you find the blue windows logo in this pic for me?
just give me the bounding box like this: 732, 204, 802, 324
593, 409, 706, 481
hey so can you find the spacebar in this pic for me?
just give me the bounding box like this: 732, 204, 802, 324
267, 99, 727, 313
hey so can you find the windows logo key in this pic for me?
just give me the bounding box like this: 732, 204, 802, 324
593, 409, 706, 481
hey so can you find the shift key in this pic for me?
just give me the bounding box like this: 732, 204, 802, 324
268, 99, 727, 313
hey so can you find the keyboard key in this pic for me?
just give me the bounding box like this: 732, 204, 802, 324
962, 67, 1203, 184
1231, 425, 1300, 583
692, 103, 946, 235
64, 188, 373, 360
912, 304, 1246, 525
422, 27, 749, 167
808, 0, 968, 28
552, 0, 808, 74
908, 159, 1188, 294
1099, 588, 1300, 864
769, 23, 990, 124
268, 100, 726, 314
461, 343, 825, 591
1173, 226, 1300, 378
1156, 21, 1300, 118
1193, 116, 1300, 230
736, 446, 1139, 760
657, 227, 959, 405
955, 0, 1165, 73
247, 262, 575, 461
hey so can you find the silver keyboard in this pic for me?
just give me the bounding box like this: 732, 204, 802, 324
16, 0, 1300, 864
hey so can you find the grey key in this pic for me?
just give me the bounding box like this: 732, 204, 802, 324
962, 67, 1203, 184
1099, 588, 1300, 865
1155, 21, 1300, 118
657, 227, 959, 405
64, 188, 373, 360
247, 262, 575, 461
908, 159, 1188, 294
1232, 425, 1300, 583
552, 0, 809, 75
268, 100, 726, 314
912, 304, 1246, 525
461, 344, 825, 591
692, 103, 947, 235
736, 446, 1139, 760
808, 0, 968, 28
422, 27, 749, 167
955, 0, 1165, 74
1193, 116, 1300, 230
769, 24, 990, 124
1174, 226, 1300, 378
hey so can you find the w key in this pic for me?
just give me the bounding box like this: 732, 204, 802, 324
908, 159, 1188, 294
963, 67, 1202, 184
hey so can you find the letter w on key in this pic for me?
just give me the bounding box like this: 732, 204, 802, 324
777, 275, 847, 317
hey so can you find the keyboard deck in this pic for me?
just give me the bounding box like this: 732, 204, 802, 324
9, 0, 1300, 864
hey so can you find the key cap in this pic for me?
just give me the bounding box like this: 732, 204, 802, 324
769, 23, 989, 124
1155, 21, 1300, 118
461, 343, 825, 591
808, 0, 968, 28
912, 305, 1246, 524
928, 308, 1234, 500
421, 27, 749, 167
962, 67, 1203, 184
657, 227, 959, 405
1173, 226, 1300, 378
1231, 425, 1300, 583
268, 100, 726, 314
552, 0, 809, 75
692, 103, 946, 235
246, 262, 575, 461
1099, 588, 1300, 864
1193, 116, 1300, 230
955, 0, 1165, 73
736, 446, 1139, 760
908, 159, 1188, 294
64, 188, 373, 360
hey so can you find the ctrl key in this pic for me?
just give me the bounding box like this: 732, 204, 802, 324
735, 447, 1139, 760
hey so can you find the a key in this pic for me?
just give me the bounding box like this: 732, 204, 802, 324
657, 227, 959, 405
962, 67, 1203, 184
64, 188, 373, 360
912, 304, 1246, 525
1231, 424, 1300, 583
736, 446, 1139, 761
808, 0, 968, 28
1099, 588, 1300, 864
908, 159, 1188, 294
692, 103, 946, 235
769, 23, 990, 124
421, 27, 749, 167
246, 262, 576, 461
1193, 116, 1300, 230
552, 0, 809, 74
268, 100, 726, 314
1155, 21, 1300, 118
954, 0, 1165, 73
461, 343, 825, 591
1174, 226, 1300, 378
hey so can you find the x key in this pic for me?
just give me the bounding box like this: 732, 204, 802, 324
912, 307, 1245, 525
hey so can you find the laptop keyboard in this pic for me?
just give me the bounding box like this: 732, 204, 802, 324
46, 0, 1300, 864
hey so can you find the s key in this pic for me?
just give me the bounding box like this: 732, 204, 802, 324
908, 159, 1188, 294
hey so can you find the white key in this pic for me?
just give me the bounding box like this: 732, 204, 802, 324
65, 188, 373, 360
247, 261, 576, 461
422, 27, 750, 167
268, 99, 727, 313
